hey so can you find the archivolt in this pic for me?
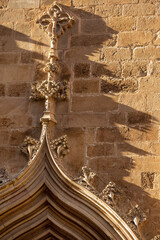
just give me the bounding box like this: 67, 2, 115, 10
0, 125, 138, 240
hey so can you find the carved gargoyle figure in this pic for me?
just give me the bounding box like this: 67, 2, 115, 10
0, 168, 9, 185
99, 181, 122, 208
20, 136, 40, 160
73, 166, 98, 195
50, 135, 69, 158
126, 204, 147, 229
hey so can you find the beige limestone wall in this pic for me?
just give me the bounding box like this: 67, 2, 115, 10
0, 0, 160, 238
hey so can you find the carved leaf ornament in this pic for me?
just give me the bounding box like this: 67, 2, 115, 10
0, 2, 140, 240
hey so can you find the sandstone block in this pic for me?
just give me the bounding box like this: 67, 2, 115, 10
74, 63, 90, 78
21, 52, 31, 64
87, 143, 115, 157
95, 4, 122, 17
54, 127, 85, 175
4, 65, 34, 83
85, 128, 96, 144
7, 83, 30, 97
122, 3, 155, 16
9, 0, 40, 8
152, 143, 160, 155
96, 125, 159, 142
101, 78, 138, 93
0, 131, 10, 146
9, 130, 26, 146
141, 172, 155, 189
122, 61, 147, 78
81, 19, 107, 34
0, 9, 25, 23
71, 34, 116, 48
63, 113, 106, 127
14, 22, 31, 37
127, 111, 151, 125
96, 127, 125, 142
0, 23, 14, 36
71, 95, 118, 112
0, 98, 29, 115
117, 142, 151, 156
0, 84, 5, 96
0, 117, 13, 128
137, 16, 160, 32
64, 47, 100, 63
101, 47, 131, 61
106, 16, 136, 31
92, 62, 121, 78
73, 79, 99, 94
40, 0, 71, 6
147, 93, 160, 110
108, 112, 126, 126
118, 31, 153, 47
119, 94, 147, 112
0, 53, 19, 64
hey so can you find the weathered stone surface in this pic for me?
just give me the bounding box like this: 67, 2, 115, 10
0, 1, 160, 237
87, 143, 115, 157
122, 3, 155, 16
0, 84, 5, 96
101, 78, 138, 93
74, 63, 90, 78
73, 79, 99, 93
141, 172, 155, 189
71, 34, 116, 47
9, 0, 40, 8
72, 95, 118, 112
7, 83, 30, 97
0, 0, 8, 8
118, 31, 153, 47
106, 17, 136, 31
92, 62, 121, 78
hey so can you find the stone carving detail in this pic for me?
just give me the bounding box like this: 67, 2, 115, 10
151, 235, 160, 240
36, 2, 74, 39
0, 168, 9, 185
30, 2, 74, 123
125, 205, 147, 232
50, 135, 69, 158
73, 166, 98, 195
99, 182, 122, 209
30, 79, 68, 101
141, 172, 155, 189
20, 136, 40, 160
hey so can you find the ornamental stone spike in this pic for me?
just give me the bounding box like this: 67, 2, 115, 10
21, 3, 74, 161
32, 2, 75, 125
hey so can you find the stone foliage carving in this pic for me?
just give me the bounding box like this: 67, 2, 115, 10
50, 135, 69, 158
30, 79, 68, 101
0, 168, 9, 185
73, 166, 98, 195
141, 172, 155, 189
99, 181, 122, 209
20, 136, 40, 160
75, 166, 147, 238
125, 205, 147, 230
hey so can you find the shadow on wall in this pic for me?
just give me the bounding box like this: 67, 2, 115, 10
0, 4, 159, 240
55, 5, 159, 240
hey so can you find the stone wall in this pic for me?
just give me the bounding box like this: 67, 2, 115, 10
0, 0, 160, 239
